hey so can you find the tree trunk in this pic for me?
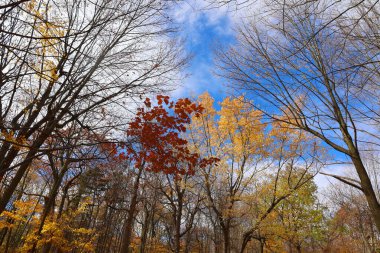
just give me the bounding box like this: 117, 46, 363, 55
240, 234, 249, 253
174, 224, 181, 253
335, 100, 380, 232
139, 207, 150, 253
296, 244, 301, 253
0, 128, 52, 214
4, 227, 12, 253
0, 151, 37, 214
57, 186, 68, 220
222, 227, 230, 253
30, 174, 63, 253
350, 151, 380, 232
120, 167, 143, 253
258, 238, 265, 253
121, 211, 135, 253
174, 193, 183, 253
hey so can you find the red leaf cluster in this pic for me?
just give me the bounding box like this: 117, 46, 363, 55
125, 95, 218, 177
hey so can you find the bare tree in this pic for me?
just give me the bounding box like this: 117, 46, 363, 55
325, 175, 380, 252
216, 0, 380, 232
0, 0, 185, 214
156, 172, 203, 253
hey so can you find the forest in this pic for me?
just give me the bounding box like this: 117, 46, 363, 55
0, 0, 380, 252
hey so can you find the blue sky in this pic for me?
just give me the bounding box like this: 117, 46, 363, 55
170, 2, 235, 102
169, 2, 352, 191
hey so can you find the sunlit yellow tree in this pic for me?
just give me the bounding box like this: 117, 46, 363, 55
188, 93, 324, 253
188, 92, 271, 253
255, 169, 325, 253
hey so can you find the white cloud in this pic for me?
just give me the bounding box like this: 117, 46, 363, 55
315, 163, 357, 200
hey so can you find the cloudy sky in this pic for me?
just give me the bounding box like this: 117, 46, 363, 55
167, 1, 356, 192
170, 0, 238, 99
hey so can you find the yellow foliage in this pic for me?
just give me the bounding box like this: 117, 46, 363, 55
27, 0, 65, 82
0, 199, 42, 229
188, 93, 324, 253
11, 198, 96, 253
0, 130, 28, 151
41, 200, 96, 252
190, 92, 270, 163
218, 96, 268, 158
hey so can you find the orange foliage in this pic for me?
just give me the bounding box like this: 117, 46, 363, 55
125, 95, 219, 176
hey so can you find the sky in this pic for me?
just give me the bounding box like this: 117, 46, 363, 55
168, 1, 351, 192
170, 1, 235, 101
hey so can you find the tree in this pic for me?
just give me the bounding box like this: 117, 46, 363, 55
156, 172, 203, 253
216, 0, 380, 232
120, 95, 218, 253
0, 0, 185, 214
324, 177, 380, 252
187, 93, 270, 253
270, 172, 324, 253
187, 93, 323, 253
238, 118, 323, 253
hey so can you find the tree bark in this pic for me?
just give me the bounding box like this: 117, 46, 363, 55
120, 167, 143, 253
351, 155, 380, 232
174, 196, 183, 253
139, 207, 150, 253
222, 226, 230, 253
30, 173, 64, 253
